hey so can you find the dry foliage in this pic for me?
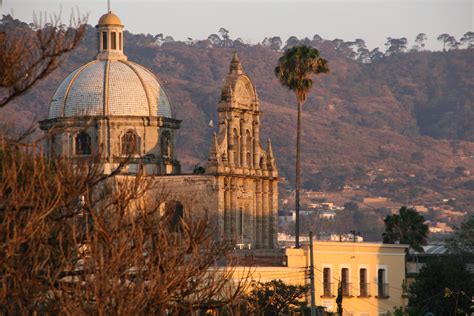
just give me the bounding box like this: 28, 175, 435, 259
0, 133, 250, 315
0, 10, 88, 107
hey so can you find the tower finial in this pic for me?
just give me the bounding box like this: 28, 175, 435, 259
232, 51, 240, 63
107, 0, 111, 12
230, 51, 243, 74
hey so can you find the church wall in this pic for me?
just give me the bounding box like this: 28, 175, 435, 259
146, 174, 222, 239
40, 116, 180, 175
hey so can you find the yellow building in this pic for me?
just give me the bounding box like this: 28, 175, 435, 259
234, 242, 408, 315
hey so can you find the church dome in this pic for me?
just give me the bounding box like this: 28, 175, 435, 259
48, 60, 173, 119
48, 11, 173, 120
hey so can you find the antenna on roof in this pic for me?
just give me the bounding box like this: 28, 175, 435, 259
107, 0, 111, 12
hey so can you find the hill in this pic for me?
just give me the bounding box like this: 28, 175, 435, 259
1, 24, 473, 210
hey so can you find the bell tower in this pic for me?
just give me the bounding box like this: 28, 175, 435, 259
207, 53, 276, 175
207, 54, 278, 249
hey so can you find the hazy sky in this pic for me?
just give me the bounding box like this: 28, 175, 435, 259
2, 0, 473, 50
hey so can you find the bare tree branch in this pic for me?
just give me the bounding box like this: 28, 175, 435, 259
0, 9, 88, 107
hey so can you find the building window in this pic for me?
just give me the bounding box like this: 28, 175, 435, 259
102, 31, 108, 50
122, 130, 140, 155
359, 268, 369, 297
75, 132, 91, 155
111, 31, 117, 49
246, 130, 252, 166
323, 267, 332, 296
163, 201, 184, 232
171, 202, 184, 231
161, 131, 172, 158
119, 32, 122, 50
238, 207, 244, 244
233, 128, 239, 165
341, 268, 351, 296
377, 268, 389, 298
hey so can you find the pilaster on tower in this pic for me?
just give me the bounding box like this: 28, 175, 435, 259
266, 138, 278, 175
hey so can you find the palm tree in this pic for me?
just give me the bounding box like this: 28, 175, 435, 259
274, 45, 329, 248
382, 206, 429, 252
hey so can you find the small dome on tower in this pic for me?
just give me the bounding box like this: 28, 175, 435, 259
98, 11, 123, 26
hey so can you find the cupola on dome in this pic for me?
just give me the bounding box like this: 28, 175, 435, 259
98, 12, 122, 26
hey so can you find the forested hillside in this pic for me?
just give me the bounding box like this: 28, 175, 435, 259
1, 20, 473, 208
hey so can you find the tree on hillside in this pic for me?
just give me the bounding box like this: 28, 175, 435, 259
460, 31, 474, 48
312, 34, 323, 44
354, 39, 370, 63
332, 38, 344, 52
414, 33, 427, 50
218, 27, 230, 48
385, 37, 408, 55
0, 12, 87, 107
408, 257, 474, 315
208, 33, 223, 47
263, 36, 283, 51
275, 45, 329, 248
445, 35, 461, 50
153, 33, 164, 46
233, 37, 246, 48
369, 47, 384, 62
382, 206, 428, 251
437, 33, 452, 51
285, 36, 301, 49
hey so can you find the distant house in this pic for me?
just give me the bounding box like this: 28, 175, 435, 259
321, 202, 334, 210
406, 245, 474, 283
363, 197, 388, 203
427, 221, 454, 234
413, 205, 428, 213
319, 210, 336, 220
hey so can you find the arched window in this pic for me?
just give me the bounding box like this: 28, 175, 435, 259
161, 131, 172, 158
102, 31, 108, 50
111, 31, 117, 49
233, 128, 239, 165
246, 130, 252, 166
163, 201, 184, 232
121, 130, 140, 155
75, 132, 91, 155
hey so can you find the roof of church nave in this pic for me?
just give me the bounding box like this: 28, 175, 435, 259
47, 11, 173, 120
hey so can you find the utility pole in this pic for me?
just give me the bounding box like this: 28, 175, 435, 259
309, 231, 316, 316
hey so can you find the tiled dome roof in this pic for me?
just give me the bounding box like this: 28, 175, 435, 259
48, 60, 173, 119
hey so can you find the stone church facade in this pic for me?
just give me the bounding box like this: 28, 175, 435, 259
39, 11, 278, 249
